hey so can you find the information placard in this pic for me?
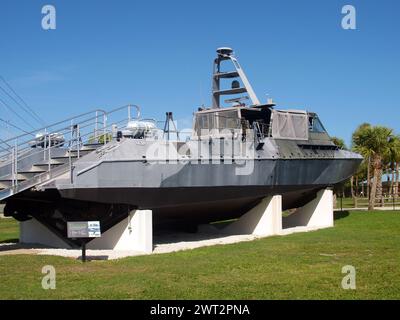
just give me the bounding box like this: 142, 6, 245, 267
67, 221, 101, 238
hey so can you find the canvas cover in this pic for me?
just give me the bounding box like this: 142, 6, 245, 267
271, 110, 309, 140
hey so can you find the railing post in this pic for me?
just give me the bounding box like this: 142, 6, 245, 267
44, 129, 47, 156
103, 114, 107, 145
48, 135, 51, 172
43, 134, 46, 160
95, 110, 99, 141
10, 140, 18, 189
15, 139, 18, 188
77, 124, 80, 158
69, 146, 73, 184
11, 146, 15, 188
70, 120, 74, 147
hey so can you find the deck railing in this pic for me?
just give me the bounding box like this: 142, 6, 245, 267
0, 104, 140, 198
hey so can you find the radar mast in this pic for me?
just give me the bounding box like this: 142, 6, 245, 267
212, 47, 260, 108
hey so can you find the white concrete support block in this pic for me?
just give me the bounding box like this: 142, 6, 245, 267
20, 218, 72, 248
223, 195, 282, 236
87, 209, 153, 253
283, 189, 334, 230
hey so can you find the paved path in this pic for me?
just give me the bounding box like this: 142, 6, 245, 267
0, 232, 259, 260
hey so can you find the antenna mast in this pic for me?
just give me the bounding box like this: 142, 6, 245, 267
212, 47, 260, 108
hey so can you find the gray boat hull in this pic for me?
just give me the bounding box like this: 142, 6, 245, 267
3, 134, 362, 244
56, 157, 361, 224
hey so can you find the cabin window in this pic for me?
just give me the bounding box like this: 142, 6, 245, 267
309, 115, 326, 133
201, 114, 209, 129
240, 108, 271, 138
194, 110, 241, 138
217, 111, 240, 131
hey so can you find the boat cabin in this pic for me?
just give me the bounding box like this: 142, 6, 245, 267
191, 47, 330, 144
192, 106, 328, 142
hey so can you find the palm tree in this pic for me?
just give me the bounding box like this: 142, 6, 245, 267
331, 136, 346, 150
352, 125, 393, 210
352, 123, 373, 198
389, 135, 400, 200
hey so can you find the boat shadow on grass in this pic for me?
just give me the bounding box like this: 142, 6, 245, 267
0, 238, 18, 244
334, 210, 350, 221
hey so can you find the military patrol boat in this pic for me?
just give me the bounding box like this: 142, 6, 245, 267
0, 48, 362, 244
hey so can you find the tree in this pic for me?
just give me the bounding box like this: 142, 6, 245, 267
389, 135, 400, 200
331, 136, 346, 149
352, 125, 393, 210
88, 133, 112, 144
352, 123, 372, 199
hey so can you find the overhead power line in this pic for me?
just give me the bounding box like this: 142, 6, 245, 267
0, 84, 45, 127
0, 118, 35, 154
0, 117, 32, 135
0, 75, 46, 126
0, 96, 36, 130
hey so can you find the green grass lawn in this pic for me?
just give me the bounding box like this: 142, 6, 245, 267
0, 211, 400, 299
0, 218, 19, 243
336, 197, 356, 208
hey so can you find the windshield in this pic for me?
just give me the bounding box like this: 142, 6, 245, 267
309, 115, 327, 133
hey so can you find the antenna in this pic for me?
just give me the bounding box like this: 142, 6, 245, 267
212, 47, 260, 108
224, 96, 249, 107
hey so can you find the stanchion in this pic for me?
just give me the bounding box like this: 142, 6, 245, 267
81, 240, 86, 262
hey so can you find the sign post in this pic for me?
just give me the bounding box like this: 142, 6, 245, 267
67, 221, 101, 262
81, 240, 86, 262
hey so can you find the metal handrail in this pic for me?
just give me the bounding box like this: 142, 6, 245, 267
0, 114, 131, 168
1, 108, 106, 144
0, 104, 141, 195
0, 115, 103, 161
0, 104, 140, 160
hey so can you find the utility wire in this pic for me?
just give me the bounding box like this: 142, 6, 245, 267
0, 117, 32, 135
0, 75, 46, 125
0, 82, 45, 127
0, 96, 36, 130
0, 118, 27, 152
0, 75, 46, 126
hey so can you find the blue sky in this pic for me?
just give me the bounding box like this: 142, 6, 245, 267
0, 0, 399, 145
